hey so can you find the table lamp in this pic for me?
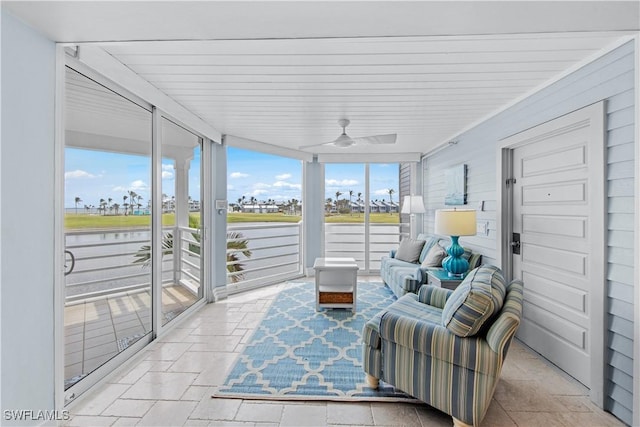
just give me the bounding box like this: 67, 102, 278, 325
434, 208, 477, 277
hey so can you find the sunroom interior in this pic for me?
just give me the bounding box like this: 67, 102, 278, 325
1, 2, 639, 426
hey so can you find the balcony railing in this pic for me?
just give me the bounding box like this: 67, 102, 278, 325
325, 222, 407, 271
226, 222, 303, 294
65, 226, 200, 303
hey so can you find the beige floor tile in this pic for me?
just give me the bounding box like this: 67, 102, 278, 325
181, 385, 213, 401
508, 411, 569, 427
101, 398, 155, 417
137, 400, 197, 427
370, 402, 422, 427
280, 403, 327, 426
557, 410, 625, 427
477, 400, 516, 427
414, 404, 453, 426
71, 383, 131, 416
183, 420, 212, 426
326, 402, 374, 425
67, 415, 119, 426
493, 379, 568, 412
144, 342, 192, 361
188, 335, 243, 351
192, 354, 239, 386
121, 371, 197, 400
111, 417, 142, 426
190, 396, 242, 421
235, 402, 284, 423
157, 327, 195, 343
169, 350, 221, 373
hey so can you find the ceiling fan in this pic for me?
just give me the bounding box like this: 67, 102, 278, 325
299, 119, 397, 150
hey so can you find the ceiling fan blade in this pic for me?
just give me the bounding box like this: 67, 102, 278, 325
350, 134, 397, 145
298, 141, 333, 150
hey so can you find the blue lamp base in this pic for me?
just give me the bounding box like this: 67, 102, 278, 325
442, 236, 468, 278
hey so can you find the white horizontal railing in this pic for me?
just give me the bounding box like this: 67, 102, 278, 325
324, 222, 407, 272
64, 226, 199, 303
226, 222, 303, 294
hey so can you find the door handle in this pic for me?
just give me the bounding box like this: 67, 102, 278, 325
511, 233, 521, 255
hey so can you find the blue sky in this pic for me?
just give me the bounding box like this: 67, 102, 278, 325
65, 147, 201, 209
228, 147, 399, 204
65, 146, 398, 208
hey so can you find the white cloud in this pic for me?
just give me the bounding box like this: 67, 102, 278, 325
162, 170, 174, 179
65, 169, 97, 179
373, 188, 396, 196
162, 164, 174, 171
275, 173, 292, 180
113, 180, 149, 193
253, 182, 271, 189
273, 181, 301, 190
251, 189, 269, 196
326, 179, 358, 187
230, 172, 249, 179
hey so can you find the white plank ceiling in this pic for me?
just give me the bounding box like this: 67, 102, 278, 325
5, 1, 639, 156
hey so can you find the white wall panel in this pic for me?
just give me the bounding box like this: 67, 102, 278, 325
421, 41, 636, 425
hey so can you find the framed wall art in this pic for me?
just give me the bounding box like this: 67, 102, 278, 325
444, 164, 467, 205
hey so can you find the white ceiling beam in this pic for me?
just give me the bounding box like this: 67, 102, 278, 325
76, 45, 222, 143
224, 135, 314, 162
317, 153, 421, 163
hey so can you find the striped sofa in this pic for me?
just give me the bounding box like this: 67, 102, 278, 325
380, 233, 482, 298
363, 265, 523, 427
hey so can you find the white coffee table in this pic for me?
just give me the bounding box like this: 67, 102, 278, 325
313, 257, 359, 312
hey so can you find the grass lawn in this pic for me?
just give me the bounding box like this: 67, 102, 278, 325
65, 212, 399, 229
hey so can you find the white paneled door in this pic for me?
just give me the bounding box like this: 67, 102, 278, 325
504, 103, 605, 401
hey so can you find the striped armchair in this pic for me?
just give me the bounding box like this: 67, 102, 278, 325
363, 265, 523, 427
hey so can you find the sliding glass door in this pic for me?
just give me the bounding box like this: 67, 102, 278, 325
64, 68, 153, 391
160, 118, 204, 324
324, 163, 399, 273
62, 67, 206, 401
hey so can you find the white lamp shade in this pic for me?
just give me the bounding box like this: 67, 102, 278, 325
435, 209, 477, 236
401, 196, 426, 214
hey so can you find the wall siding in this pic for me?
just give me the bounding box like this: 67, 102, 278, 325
421, 41, 635, 425
399, 163, 412, 236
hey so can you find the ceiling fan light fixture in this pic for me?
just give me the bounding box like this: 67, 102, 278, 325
333, 133, 354, 147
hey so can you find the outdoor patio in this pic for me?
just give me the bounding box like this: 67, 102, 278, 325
64, 285, 199, 389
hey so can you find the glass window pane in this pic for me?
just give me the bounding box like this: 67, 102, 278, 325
64, 68, 152, 389
324, 164, 365, 269
369, 163, 400, 271
161, 118, 203, 324
226, 147, 302, 290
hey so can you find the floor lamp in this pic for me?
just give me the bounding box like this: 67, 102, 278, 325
401, 195, 425, 239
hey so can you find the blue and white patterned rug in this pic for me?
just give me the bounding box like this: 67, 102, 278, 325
213, 281, 417, 402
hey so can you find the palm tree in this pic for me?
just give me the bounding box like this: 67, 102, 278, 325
357, 192, 363, 214
335, 191, 342, 211
99, 198, 107, 215
348, 190, 354, 215
74, 197, 82, 214
325, 198, 333, 213
387, 188, 395, 214
112, 203, 120, 215
133, 216, 252, 283
128, 191, 138, 214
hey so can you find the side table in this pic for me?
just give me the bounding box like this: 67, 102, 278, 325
313, 257, 359, 311
426, 270, 466, 290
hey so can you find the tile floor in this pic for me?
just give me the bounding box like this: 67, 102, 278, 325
67, 278, 625, 426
